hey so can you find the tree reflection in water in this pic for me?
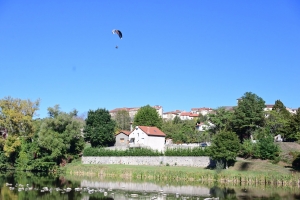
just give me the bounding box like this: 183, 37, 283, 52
0, 172, 300, 200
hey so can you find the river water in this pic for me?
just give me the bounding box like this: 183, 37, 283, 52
1, 171, 300, 200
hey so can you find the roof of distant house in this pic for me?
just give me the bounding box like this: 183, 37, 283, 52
116, 130, 131, 136
163, 110, 182, 114
138, 126, 166, 137
110, 105, 162, 113
110, 107, 130, 113
180, 112, 199, 117
265, 104, 274, 108
191, 107, 213, 111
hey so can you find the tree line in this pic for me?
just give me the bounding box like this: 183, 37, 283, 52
0, 92, 299, 171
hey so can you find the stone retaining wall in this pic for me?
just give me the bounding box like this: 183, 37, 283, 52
82, 156, 214, 168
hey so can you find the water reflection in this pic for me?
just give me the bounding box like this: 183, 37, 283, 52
0, 172, 300, 200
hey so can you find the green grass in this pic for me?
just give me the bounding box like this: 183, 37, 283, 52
64, 158, 300, 187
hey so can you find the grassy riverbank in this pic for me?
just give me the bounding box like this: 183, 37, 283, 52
64, 158, 300, 187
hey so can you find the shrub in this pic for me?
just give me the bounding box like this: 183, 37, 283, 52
292, 153, 300, 170
256, 136, 280, 160
209, 131, 240, 168
164, 147, 209, 156
83, 147, 163, 156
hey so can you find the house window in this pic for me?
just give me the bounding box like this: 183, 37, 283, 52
120, 138, 124, 143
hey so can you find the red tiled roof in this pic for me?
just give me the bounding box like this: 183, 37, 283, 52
138, 126, 166, 137
180, 112, 190, 116
116, 130, 131, 136
180, 112, 198, 117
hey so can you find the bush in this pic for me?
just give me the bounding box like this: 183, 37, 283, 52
83, 147, 210, 157
257, 136, 280, 160
83, 147, 163, 156
240, 136, 280, 160
292, 153, 300, 170
209, 131, 241, 168
164, 147, 209, 156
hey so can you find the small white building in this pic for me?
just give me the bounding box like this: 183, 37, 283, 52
115, 130, 131, 147
195, 122, 215, 132
191, 107, 214, 116
162, 110, 182, 121
128, 126, 166, 152
179, 112, 199, 120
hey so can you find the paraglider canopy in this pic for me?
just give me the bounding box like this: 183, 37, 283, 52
112, 29, 122, 39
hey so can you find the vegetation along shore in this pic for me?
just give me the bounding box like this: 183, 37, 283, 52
64, 157, 300, 188
1, 92, 300, 190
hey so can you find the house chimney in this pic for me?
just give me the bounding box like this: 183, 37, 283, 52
130, 122, 133, 132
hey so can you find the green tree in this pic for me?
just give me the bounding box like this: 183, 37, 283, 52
232, 92, 266, 140
240, 129, 280, 161
256, 135, 280, 160
0, 96, 40, 138
84, 108, 116, 147
209, 131, 240, 168
265, 110, 290, 139
291, 108, 300, 141
173, 115, 182, 124
208, 107, 233, 134
0, 96, 40, 168
267, 100, 292, 140
114, 110, 131, 131
272, 100, 291, 116
197, 113, 208, 123
161, 120, 181, 139
180, 120, 199, 143
35, 106, 85, 167
133, 105, 163, 129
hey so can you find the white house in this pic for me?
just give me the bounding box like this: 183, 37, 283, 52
179, 112, 199, 120
195, 122, 215, 132
110, 105, 163, 121
162, 110, 182, 121
128, 126, 166, 152
191, 107, 214, 116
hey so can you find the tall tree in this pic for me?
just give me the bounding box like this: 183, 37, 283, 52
197, 113, 208, 123
0, 96, 40, 137
208, 107, 233, 134
290, 108, 300, 141
0, 96, 40, 165
265, 110, 290, 138
173, 115, 182, 124
209, 131, 241, 168
114, 110, 131, 131
265, 100, 292, 140
84, 108, 116, 147
180, 120, 199, 143
272, 100, 291, 117
36, 106, 85, 166
232, 92, 265, 140
133, 105, 163, 129
161, 120, 181, 140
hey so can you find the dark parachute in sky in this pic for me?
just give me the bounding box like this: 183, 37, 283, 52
112, 29, 122, 39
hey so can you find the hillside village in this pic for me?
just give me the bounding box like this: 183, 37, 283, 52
109, 100, 298, 122
109, 99, 299, 151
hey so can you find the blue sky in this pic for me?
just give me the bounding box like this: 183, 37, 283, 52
1, 0, 299, 118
